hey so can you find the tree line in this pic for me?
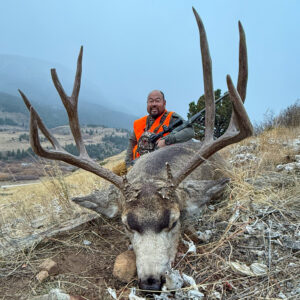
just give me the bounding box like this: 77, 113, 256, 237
0, 134, 129, 161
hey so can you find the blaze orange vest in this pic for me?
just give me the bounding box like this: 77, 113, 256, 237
133, 111, 174, 159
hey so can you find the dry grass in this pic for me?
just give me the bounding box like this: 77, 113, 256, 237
0, 126, 299, 299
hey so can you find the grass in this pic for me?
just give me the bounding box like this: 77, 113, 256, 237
0, 126, 299, 299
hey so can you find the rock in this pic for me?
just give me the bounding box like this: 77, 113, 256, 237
31, 289, 84, 300
39, 258, 59, 275
128, 287, 146, 300
48, 289, 70, 300
196, 230, 213, 242
36, 270, 49, 283
164, 269, 184, 290
228, 261, 268, 276
276, 162, 300, 173
281, 236, 300, 250
83, 240, 91, 246
107, 288, 117, 299
113, 250, 136, 282
250, 263, 268, 276
187, 290, 204, 299
229, 153, 258, 166
278, 292, 287, 299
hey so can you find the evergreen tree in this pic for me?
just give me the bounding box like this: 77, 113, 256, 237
187, 89, 232, 140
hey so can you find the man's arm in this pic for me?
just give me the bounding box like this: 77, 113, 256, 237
125, 132, 137, 166
162, 112, 195, 145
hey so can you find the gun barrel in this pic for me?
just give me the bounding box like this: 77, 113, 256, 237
173, 92, 229, 133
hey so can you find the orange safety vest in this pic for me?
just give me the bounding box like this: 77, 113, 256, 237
133, 110, 174, 159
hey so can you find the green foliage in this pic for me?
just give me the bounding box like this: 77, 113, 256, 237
1, 148, 33, 161
187, 89, 232, 140
63, 134, 129, 161
19, 133, 30, 141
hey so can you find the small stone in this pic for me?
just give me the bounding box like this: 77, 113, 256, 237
36, 270, 49, 282
164, 269, 183, 290
48, 288, 70, 300
278, 292, 287, 299
196, 230, 213, 242
188, 290, 204, 299
276, 164, 284, 171
113, 250, 136, 282
39, 258, 59, 275
83, 240, 91, 246
250, 263, 268, 276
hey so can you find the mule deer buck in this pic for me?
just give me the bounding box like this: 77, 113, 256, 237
19, 8, 252, 291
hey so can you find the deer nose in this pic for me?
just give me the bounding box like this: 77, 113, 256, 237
139, 276, 162, 291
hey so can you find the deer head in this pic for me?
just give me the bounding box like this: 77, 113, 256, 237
19, 8, 252, 291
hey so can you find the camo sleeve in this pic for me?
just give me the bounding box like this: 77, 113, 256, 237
162, 112, 195, 145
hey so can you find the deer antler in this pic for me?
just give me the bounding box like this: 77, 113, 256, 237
171, 8, 253, 188
19, 47, 124, 191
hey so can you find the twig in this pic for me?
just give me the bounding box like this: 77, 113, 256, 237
268, 218, 272, 272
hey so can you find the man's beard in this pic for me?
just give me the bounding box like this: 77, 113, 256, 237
150, 108, 161, 118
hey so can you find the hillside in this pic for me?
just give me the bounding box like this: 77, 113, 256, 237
0, 54, 138, 129
0, 121, 130, 182
0, 125, 299, 299
0, 91, 136, 129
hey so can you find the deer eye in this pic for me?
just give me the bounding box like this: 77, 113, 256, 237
170, 220, 178, 230
126, 213, 143, 233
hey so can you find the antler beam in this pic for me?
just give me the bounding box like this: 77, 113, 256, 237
19, 47, 124, 191
171, 8, 253, 188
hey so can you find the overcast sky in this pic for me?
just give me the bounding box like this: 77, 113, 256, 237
0, 0, 299, 124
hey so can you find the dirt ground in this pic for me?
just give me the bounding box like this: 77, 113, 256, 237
1, 218, 130, 300
1, 128, 299, 299
1, 186, 299, 300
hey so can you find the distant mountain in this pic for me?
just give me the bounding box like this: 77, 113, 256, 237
0, 92, 135, 129
0, 55, 137, 129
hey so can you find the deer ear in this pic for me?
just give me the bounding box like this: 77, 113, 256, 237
179, 178, 230, 217
202, 178, 230, 201
72, 185, 120, 218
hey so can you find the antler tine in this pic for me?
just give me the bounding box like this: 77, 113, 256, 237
192, 7, 215, 142
18, 49, 125, 191
18, 89, 63, 151
226, 75, 253, 139
171, 10, 253, 188
237, 21, 248, 102
225, 21, 250, 135
27, 105, 124, 189
51, 46, 88, 158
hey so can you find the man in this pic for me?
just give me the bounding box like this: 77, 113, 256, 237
126, 90, 194, 165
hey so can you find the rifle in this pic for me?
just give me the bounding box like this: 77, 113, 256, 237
149, 92, 229, 144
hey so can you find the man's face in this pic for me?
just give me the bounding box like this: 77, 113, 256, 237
147, 90, 166, 118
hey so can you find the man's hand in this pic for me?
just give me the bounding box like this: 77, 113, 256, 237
156, 139, 166, 148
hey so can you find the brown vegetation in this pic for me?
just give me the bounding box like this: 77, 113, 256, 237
0, 126, 299, 299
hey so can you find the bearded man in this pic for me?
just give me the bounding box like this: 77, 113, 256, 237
125, 90, 194, 166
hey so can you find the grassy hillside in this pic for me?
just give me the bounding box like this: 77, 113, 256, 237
0, 124, 299, 299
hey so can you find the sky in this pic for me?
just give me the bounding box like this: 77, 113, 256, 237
0, 0, 299, 125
